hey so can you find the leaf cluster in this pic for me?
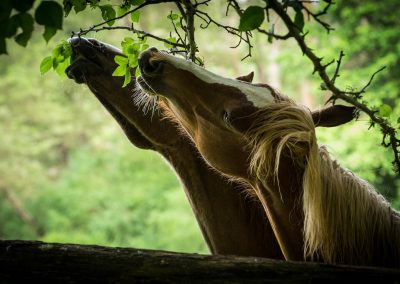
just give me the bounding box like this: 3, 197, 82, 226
40, 40, 72, 76
113, 37, 149, 87
0, 0, 64, 54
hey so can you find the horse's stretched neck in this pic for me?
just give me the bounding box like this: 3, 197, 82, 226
252, 156, 305, 260
247, 100, 314, 260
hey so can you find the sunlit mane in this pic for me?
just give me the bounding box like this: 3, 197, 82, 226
247, 98, 400, 266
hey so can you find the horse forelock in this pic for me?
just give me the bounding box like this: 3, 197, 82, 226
246, 98, 400, 266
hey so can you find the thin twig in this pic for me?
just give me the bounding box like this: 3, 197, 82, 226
344, 67, 387, 97
73, 25, 186, 48
331, 51, 344, 85
77, 0, 176, 36
182, 0, 197, 62
301, 4, 334, 32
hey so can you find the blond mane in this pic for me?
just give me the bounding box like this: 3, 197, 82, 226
247, 99, 400, 266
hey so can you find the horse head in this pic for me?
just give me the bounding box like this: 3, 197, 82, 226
137, 47, 355, 180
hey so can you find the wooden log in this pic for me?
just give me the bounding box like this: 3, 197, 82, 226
1, 240, 400, 283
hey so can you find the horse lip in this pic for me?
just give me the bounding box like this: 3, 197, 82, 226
137, 75, 157, 96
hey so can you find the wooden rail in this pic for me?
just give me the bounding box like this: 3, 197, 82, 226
1, 240, 400, 283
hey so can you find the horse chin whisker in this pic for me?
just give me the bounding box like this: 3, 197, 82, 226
132, 84, 160, 119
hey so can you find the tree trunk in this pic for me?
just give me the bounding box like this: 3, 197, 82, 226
1, 240, 400, 283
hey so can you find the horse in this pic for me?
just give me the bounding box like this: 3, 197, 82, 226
65, 37, 284, 258
136, 47, 400, 267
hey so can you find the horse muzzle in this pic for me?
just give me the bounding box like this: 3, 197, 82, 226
138, 47, 164, 77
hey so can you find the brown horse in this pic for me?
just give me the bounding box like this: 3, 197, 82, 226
65, 37, 283, 258
137, 47, 400, 267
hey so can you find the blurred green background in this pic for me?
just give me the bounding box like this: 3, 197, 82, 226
0, 0, 399, 254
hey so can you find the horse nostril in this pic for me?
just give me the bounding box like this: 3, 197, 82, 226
68, 37, 82, 47
149, 47, 158, 53
146, 60, 162, 74
138, 47, 162, 76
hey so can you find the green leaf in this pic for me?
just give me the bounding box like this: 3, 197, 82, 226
294, 11, 305, 32
71, 0, 86, 13
89, 0, 99, 8
114, 55, 129, 65
100, 5, 116, 26
126, 45, 137, 55
131, 10, 140, 23
43, 26, 57, 43
379, 104, 392, 117
164, 37, 176, 48
40, 40, 72, 76
129, 0, 144, 6
135, 66, 141, 78
35, 1, 63, 29
15, 33, 30, 47
141, 43, 149, 51
0, 0, 12, 21
54, 57, 70, 76
63, 0, 73, 17
124, 37, 134, 43
238, 6, 265, 32
112, 65, 127, 76
51, 40, 72, 64
167, 13, 179, 21
116, 6, 128, 17
14, 13, 34, 47
40, 56, 53, 74
12, 0, 35, 12
123, 68, 132, 87
4, 15, 19, 38
287, 0, 303, 12
128, 54, 138, 67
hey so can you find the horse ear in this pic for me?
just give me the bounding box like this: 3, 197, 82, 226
312, 105, 356, 127
236, 71, 254, 83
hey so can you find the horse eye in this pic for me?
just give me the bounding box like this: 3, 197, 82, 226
223, 111, 230, 124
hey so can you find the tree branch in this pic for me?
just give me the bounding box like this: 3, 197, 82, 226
74, 0, 177, 35
73, 25, 186, 49
267, 0, 400, 174
182, 0, 197, 62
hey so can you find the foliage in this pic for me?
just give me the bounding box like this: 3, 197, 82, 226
40, 40, 72, 76
25, 0, 398, 174
113, 37, 149, 86
0, 16, 206, 253
0, 0, 64, 53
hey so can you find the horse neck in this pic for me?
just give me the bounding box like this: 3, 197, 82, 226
303, 146, 400, 266
251, 154, 305, 261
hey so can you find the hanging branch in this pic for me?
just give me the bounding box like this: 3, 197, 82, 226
73, 0, 176, 36
73, 25, 186, 49
301, 1, 334, 33
265, 0, 400, 173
